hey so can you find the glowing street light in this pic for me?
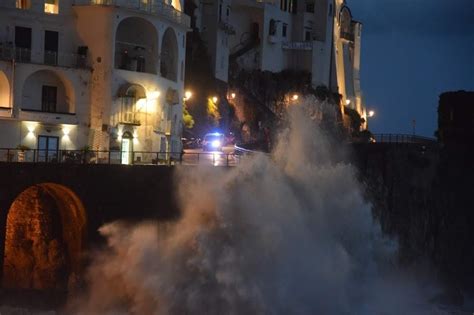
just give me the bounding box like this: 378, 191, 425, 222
368, 110, 375, 118
345, 99, 351, 105
291, 94, 299, 101
184, 90, 193, 101
230, 92, 236, 99
212, 96, 218, 103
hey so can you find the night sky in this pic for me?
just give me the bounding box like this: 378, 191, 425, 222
350, 0, 474, 137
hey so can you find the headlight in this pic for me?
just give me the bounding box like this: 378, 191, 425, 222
211, 140, 221, 148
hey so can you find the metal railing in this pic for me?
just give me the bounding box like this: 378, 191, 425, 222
120, 111, 141, 125
73, 0, 190, 27
372, 134, 437, 144
0, 149, 243, 166
0, 45, 89, 69
282, 41, 313, 51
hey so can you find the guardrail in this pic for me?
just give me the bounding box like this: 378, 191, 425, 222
0, 149, 240, 166
372, 134, 436, 144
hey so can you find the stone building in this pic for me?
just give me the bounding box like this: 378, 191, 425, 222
0, 0, 189, 163
191, 0, 365, 119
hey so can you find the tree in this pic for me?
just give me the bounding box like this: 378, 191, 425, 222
182, 104, 195, 129
207, 98, 221, 127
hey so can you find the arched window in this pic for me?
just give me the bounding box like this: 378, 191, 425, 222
161, 28, 179, 82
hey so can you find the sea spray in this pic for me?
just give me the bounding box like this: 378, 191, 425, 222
71, 98, 443, 315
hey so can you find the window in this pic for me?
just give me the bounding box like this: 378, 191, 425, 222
288, 0, 296, 13
269, 19, 276, 36
305, 2, 314, 13
44, 30, 59, 65
219, 2, 222, 21
44, 0, 59, 14
226, 6, 230, 17
305, 30, 311, 41
15, 26, 32, 62
37, 136, 59, 162
282, 24, 287, 37
16, 0, 31, 9
41, 85, 57, 112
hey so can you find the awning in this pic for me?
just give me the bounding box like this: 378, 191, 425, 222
117, 83, 147, 99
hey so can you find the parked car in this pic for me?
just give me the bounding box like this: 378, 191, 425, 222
182, 137, 201, 149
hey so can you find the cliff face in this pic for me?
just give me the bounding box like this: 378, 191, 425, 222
354, 143, 474, 289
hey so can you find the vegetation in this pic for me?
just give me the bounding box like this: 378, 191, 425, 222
182, 104, 195, 129
206, 98, 221, 127
16, 144, 31, 151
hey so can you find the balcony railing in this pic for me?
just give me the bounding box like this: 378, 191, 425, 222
0, 44, 89, 69
73, 0, 190, 28
119, 111, 141, 125
19, 108, 78, 125
282, 41, 313, 51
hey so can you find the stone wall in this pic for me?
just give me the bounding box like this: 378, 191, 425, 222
353, 143, 474, 289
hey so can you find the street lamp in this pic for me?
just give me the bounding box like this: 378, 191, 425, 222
212, 96, 218, 103
291, 94, 299, 101
230, 92, 236, 100
184, 90, 193, 101
346, 99, 351, 106
368, 110, 375, 118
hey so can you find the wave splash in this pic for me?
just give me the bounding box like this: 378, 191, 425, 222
72, 100, 441, 315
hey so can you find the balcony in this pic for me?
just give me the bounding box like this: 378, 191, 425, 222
73, 0, 190, 28
0, 107, 12, 118
118, 111, 141, 125
18, 108, 78, 125
340, 31, 355, 42
0, 44, 89, 69
282, 41, 313, 51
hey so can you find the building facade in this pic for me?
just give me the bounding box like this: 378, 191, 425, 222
0, 0, 189, 163
193, 0, 365, 119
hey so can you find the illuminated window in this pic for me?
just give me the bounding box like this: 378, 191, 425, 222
16, 0, 31, 9
44, 0, 59, 14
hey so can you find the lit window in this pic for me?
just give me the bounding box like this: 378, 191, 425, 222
16, 0, 31, 9
44, 0, 59, 14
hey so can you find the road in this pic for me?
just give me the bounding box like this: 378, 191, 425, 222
182, 146, 238, 166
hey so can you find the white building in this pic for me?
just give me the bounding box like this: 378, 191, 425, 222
0, 0, 189, 163
193, 0, 365, 118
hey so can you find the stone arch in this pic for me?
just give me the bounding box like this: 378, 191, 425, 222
3, 183, 87, 290
0, 70, 10, 107
115, 17, 159, 74
21, 70, 75, 113
161, 28, 179, 82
